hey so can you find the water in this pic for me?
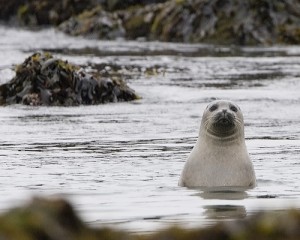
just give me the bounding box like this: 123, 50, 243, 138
0, 25, 300, 232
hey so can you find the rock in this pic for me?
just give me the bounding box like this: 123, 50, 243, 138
121, 4, 163, 40
146, 0, 300, 45
0, 197, 128, 240
0, 0, 167, 26
1, 0, 300, 45
59, 6, 126, 39
0, 52, 139, 106
1, 197, 300, 240
102, 0, 168, 11
0, 0, 98, 26
59, 0, 300, 45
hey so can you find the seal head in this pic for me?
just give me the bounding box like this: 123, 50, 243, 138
203, 100, 243, 140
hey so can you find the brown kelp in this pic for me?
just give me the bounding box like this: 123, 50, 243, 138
0, 52, 139, 106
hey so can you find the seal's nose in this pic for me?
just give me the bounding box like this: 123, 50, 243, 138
222, 109, 227, 114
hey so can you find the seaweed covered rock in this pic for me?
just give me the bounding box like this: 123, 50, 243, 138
148, 0, 300, 45
1, 197, 300, 240
57, 3, 165, 40
121, 3, 164, 40
101, 0, 167, 11
59, 6, 126, 39
2, 0, 300, 45
0, 0, 167, 26
123, 0, 300, 45
0, 52, 139, 106
58, 0, 300, 45
0, 0, 22, 21
0, 0, 98, 26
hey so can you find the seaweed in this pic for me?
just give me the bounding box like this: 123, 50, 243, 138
0, 52, 139, 106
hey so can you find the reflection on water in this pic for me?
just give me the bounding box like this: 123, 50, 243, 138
204, 205, 246, 220
196, 188, 249, 200
192, 189, 249, 223
0, 26, 300, 232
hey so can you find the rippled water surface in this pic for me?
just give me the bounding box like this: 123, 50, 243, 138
0, 26, 300, 232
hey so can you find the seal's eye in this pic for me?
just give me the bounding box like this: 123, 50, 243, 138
209, 104, 218, 112
230, 105, 238, 112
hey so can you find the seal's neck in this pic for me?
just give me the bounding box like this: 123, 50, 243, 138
199, 127, 244, 145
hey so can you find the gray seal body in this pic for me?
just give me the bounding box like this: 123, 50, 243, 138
179, 100, 256, 188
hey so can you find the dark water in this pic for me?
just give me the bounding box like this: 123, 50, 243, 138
0, 26, 300, 232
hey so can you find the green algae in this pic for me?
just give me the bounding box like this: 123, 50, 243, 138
17, 4, 29, 19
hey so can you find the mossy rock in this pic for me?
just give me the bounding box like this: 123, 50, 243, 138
59, 0, 300, 45
59, 7, 126, 39
0, 52, 139, 106
2, 0, 300, 45
101, 0, 168, 11
0, 0, 98, 26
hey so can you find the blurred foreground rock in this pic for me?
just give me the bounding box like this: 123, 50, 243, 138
0, 52, 139, 106
0, 198, 128, 240
1, 197, 300, 240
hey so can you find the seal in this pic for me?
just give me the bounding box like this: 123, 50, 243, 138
179, 100, 256, 188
